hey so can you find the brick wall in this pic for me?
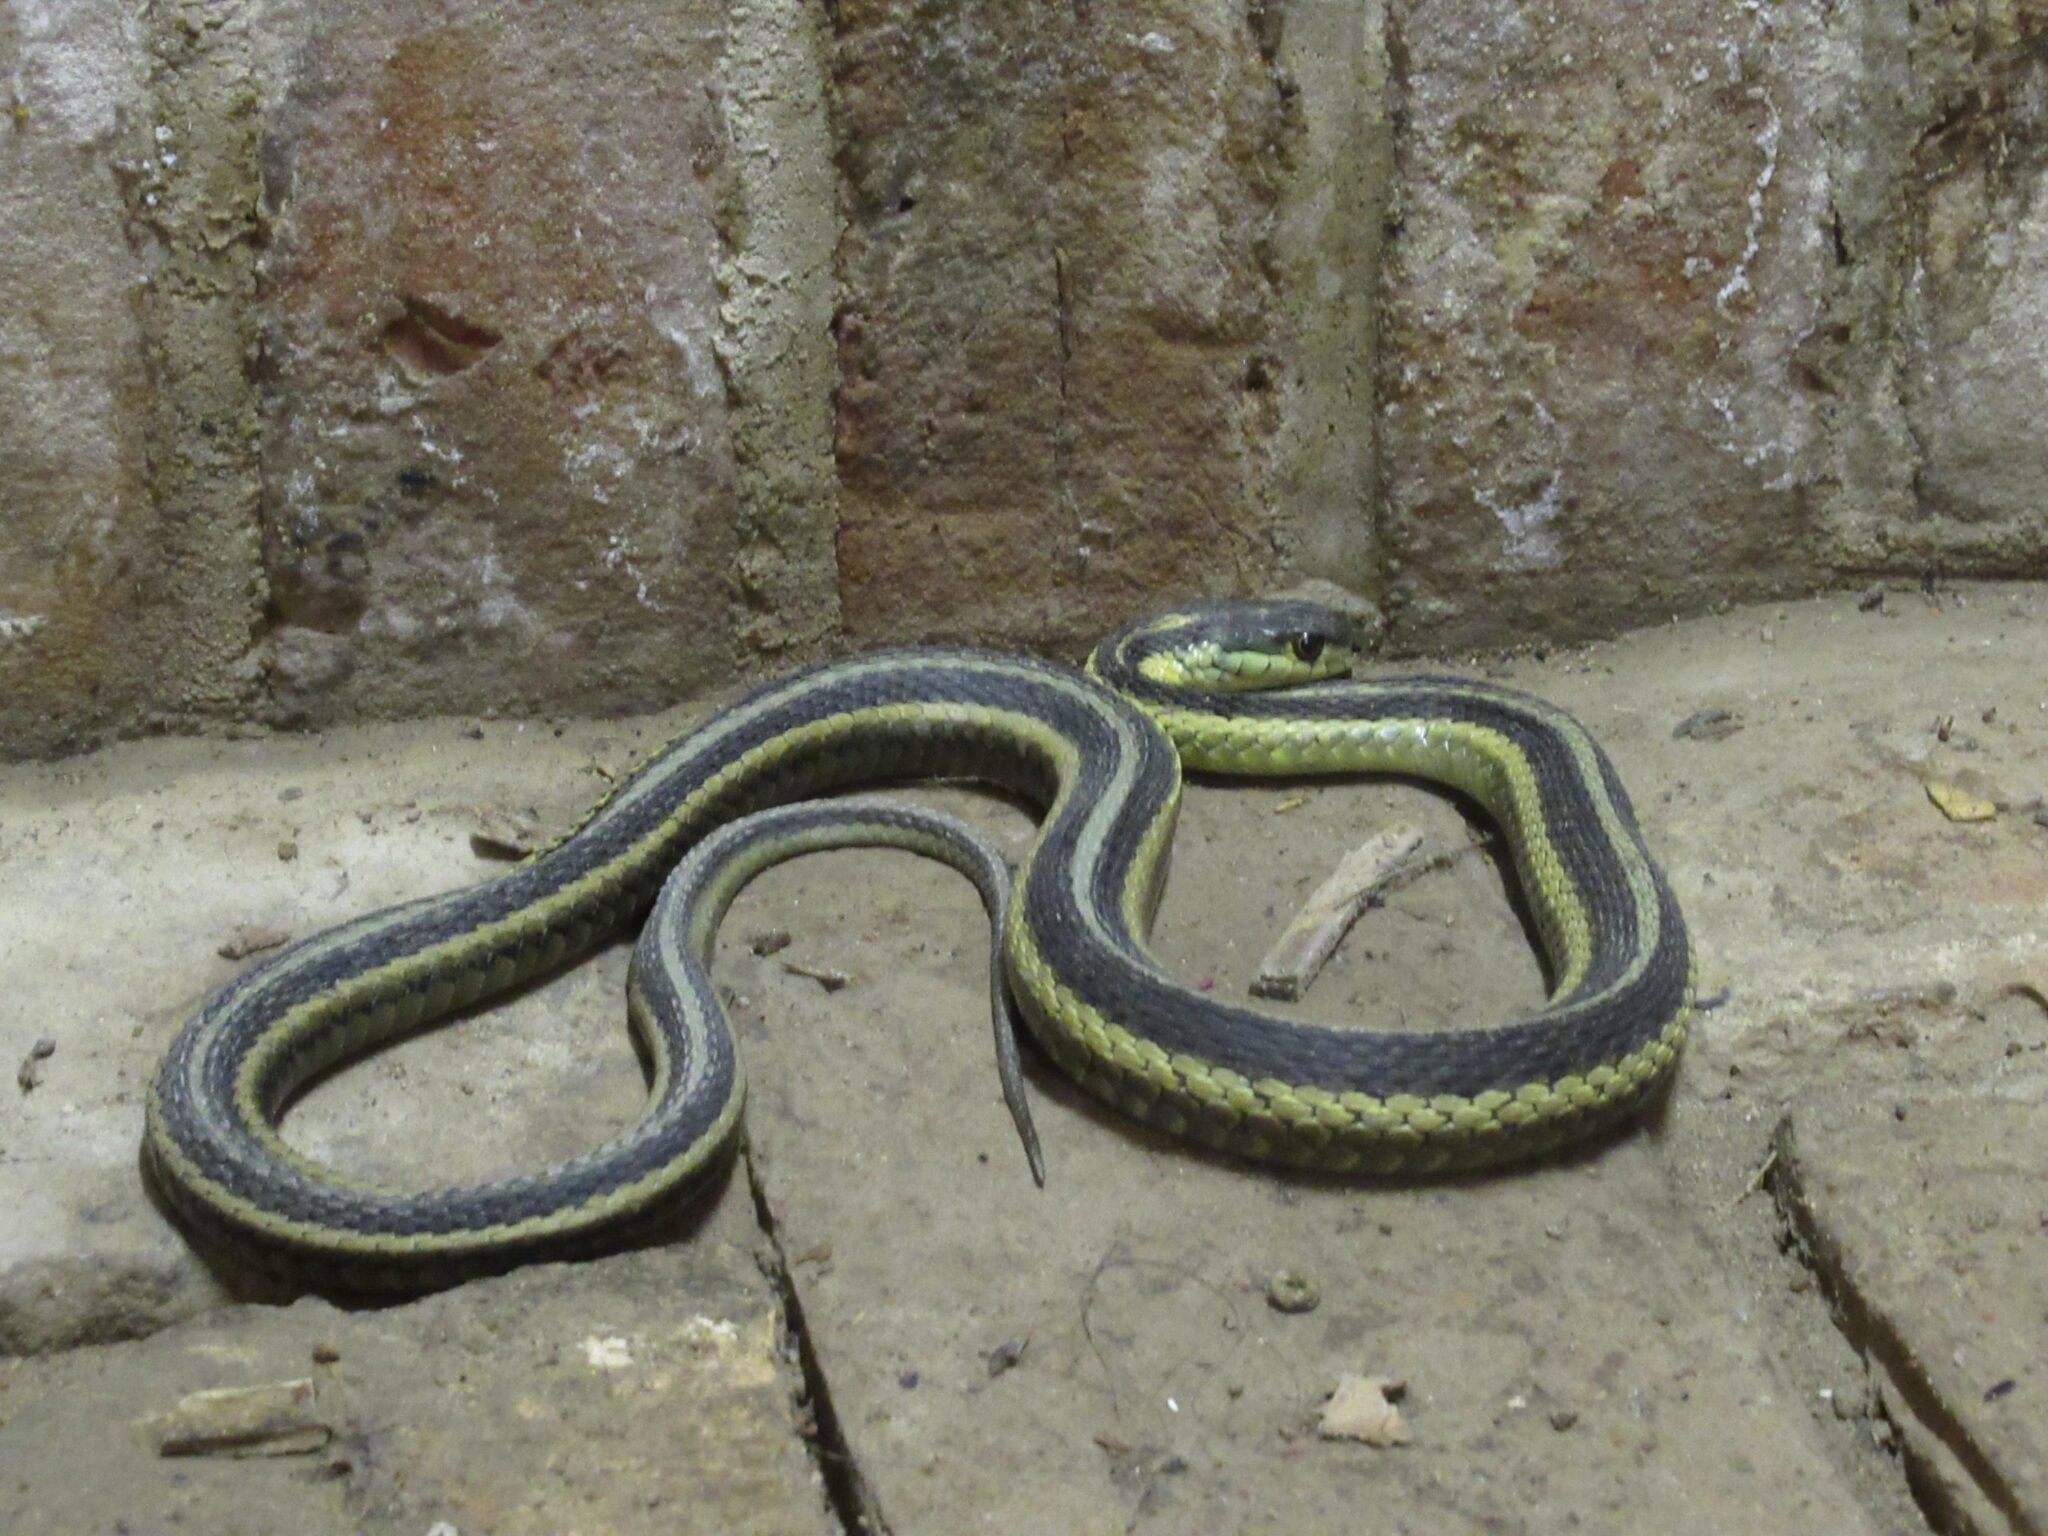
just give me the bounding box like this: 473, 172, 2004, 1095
3, 0, 2043, 756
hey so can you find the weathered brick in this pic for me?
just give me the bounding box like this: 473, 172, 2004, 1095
0, 2, 158, 756
1879, 3, 2048, 573
833, 0, 1297, 657
255, 2, 739, 725
1380, 0, 1830, 648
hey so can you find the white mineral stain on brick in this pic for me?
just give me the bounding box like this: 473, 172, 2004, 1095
563, 409, 697, 526
681, 1315, 740, 1346
372, 606, 420, 642
282, 470, 321, 539
0, 612, 48, 645
358, 539, 538, 642
650, 285, 722, 401
1715, 92, 1779, 314
602, 531, 661, 610
408, 416, 467, 482
1693, 25, 1826, 490
1477, 471, 1563, 567
567, 436, 633, 487
8, 0, 143, 142
470, 550, 532, 630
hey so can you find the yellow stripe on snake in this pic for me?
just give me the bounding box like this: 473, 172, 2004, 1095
145, 600, 1691, 1283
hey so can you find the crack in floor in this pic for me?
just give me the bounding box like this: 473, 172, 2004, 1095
743, 1136, 890, 1536
1767, 1115, 2034, 1536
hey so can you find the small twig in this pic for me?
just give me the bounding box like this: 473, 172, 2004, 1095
1731, 1146, 1780, 1209
781, 958, 852, 992
1253, 828, 1450, 1002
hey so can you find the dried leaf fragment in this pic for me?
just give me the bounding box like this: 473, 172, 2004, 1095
1926, 779, 1997, 823
1673, 708, 1744, 741
1318, 1374, 1411, 1447
16, 1036, 55, 1093
985, 1336, 1029, 1377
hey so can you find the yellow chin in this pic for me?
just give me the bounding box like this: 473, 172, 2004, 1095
1137, 642, 1355, 691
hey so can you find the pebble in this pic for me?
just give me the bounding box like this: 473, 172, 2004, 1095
1265, 1271, 1320, 1314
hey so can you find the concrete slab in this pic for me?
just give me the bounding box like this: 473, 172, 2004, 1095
0, 713, 690, 1351
721, 581, 2048, 1532
1774, 991, 2048, 1535
721, 798, 1891, 1536
0, 1213, 832, 1536
7, 582, 2048, 1532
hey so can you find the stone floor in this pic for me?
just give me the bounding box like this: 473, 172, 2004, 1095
2, 584, 2043, 1534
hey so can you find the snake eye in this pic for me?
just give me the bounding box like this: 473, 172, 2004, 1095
1289, 631, 1326, 663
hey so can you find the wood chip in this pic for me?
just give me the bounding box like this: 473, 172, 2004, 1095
1318, 1374, 1411, 1446
470, 806, 545, 859
217, 925, 292, 961
152, 1379, 332, 1458
1251, 828, 1431, 1002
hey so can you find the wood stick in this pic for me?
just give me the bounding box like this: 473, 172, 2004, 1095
1251, 827, 1438, 1002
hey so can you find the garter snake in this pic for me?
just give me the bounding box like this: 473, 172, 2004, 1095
145, 599, 1691, 1281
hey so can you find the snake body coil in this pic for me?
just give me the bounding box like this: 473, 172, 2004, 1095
145, 601, 1691, 1280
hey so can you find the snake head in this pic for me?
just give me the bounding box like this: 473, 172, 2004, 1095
1096, 600, 1367, 693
